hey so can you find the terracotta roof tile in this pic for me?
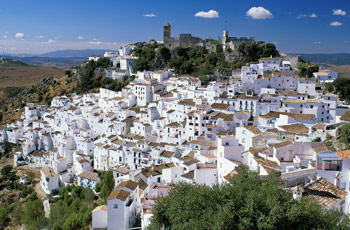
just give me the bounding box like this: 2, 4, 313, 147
108, 189, 130, 201
279, 123, 309, 135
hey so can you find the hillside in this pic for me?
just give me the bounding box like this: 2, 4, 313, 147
0, 59, 64, 88
296, 53, 350, 66
2, 49, 114, 69
13, 56, 88, 69
0, 58, 134, 126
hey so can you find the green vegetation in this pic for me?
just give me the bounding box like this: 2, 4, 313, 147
338, 123, 350, 147
329, 77, 350, 103
132, 41, 278, 85
298, 60, 319, 78
75, 58, 135, 94
0, 165, 42, 230
22, 199, 46, 230
97, 171, 115, 201
49, 185, 96, 230
132, 42, 278, 83
238, 42, 279, 63
0, 86, 25, 98
149, 166, 349, 230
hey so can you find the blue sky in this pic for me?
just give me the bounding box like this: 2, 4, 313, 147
0, 0, 349, 54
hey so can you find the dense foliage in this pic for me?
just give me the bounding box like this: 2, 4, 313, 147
133, 42, 244, 76
0, 165, 42, 230
238, 42, 279, 63
330, 77, 350, 103
96, 170, 115, 201
338, 123, 350, 146
22, 199, 46, 230
75, 59, 135, 94
49, 185, 96, 230
149, 166, 349, 230
132, 41, 278, 85
298, 61, 319, 78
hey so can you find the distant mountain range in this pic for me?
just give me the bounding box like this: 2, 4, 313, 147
293, 53, 350, 66
1, 49, 115, 69
38, 49, 113, 57
4, 49, 112, 58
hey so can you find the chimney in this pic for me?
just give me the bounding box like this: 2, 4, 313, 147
334, 172, 342, 188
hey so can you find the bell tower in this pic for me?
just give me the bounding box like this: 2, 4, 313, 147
164, 22, 171, 44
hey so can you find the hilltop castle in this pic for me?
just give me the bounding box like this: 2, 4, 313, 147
163, 23, 205, 49
163, 23, 256, 52
222, 30, 255, 51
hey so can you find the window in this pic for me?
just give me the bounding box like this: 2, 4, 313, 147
114, 204, 118, 209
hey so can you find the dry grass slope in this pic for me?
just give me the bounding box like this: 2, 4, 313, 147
0, 64, 64, 88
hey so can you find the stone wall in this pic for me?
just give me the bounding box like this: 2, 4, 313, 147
281, 55, 300, 69
252, 130, 296, 148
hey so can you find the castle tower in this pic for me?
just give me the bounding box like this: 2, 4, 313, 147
164, 22, 171, 45
223, 30, 229, 48
223, 30, 228, 44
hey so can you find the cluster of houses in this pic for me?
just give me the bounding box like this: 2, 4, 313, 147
1, 53, 350, 230
89, 45, 138, 79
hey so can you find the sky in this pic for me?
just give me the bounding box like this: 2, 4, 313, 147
0, 0, 349, 54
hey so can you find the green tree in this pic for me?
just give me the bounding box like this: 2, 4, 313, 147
22, 200, 46, 230
0, 207, 9, 229
63, 214, 83, 230
326, 83, 334, 93
159, 47, 171, 64
1, 164, 13, 177
100, 171, 115, 200
333, 78, 350, 103
339, 123, 350, 145
149, 166, 348, 230
49, 200, 66, 228
262, 43, 279, 57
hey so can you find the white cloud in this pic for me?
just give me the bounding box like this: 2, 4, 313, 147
42, 39, 56, 44
333, 9, 346, 16
330, 21, 343, 26
273, 41, 278, 44
15, 33, 24, 40
39, 35, 44, 38
297, 13, 317, 19
143, 13, 156, 17
93, 38, 97, 41
3, 35, 8, 39
194, 10, 219, 18
88, 41, 102, 45
77, 36, 84, 40
246, 7, 273, 19
297, 14, 307, 19
314, 41, 321, 44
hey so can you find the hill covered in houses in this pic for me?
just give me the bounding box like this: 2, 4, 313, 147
1, 38, 350, 230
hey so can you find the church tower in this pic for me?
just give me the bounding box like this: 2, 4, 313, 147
164, 22, 171, 46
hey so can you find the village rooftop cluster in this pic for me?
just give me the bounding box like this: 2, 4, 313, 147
1, 40, 350, 230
